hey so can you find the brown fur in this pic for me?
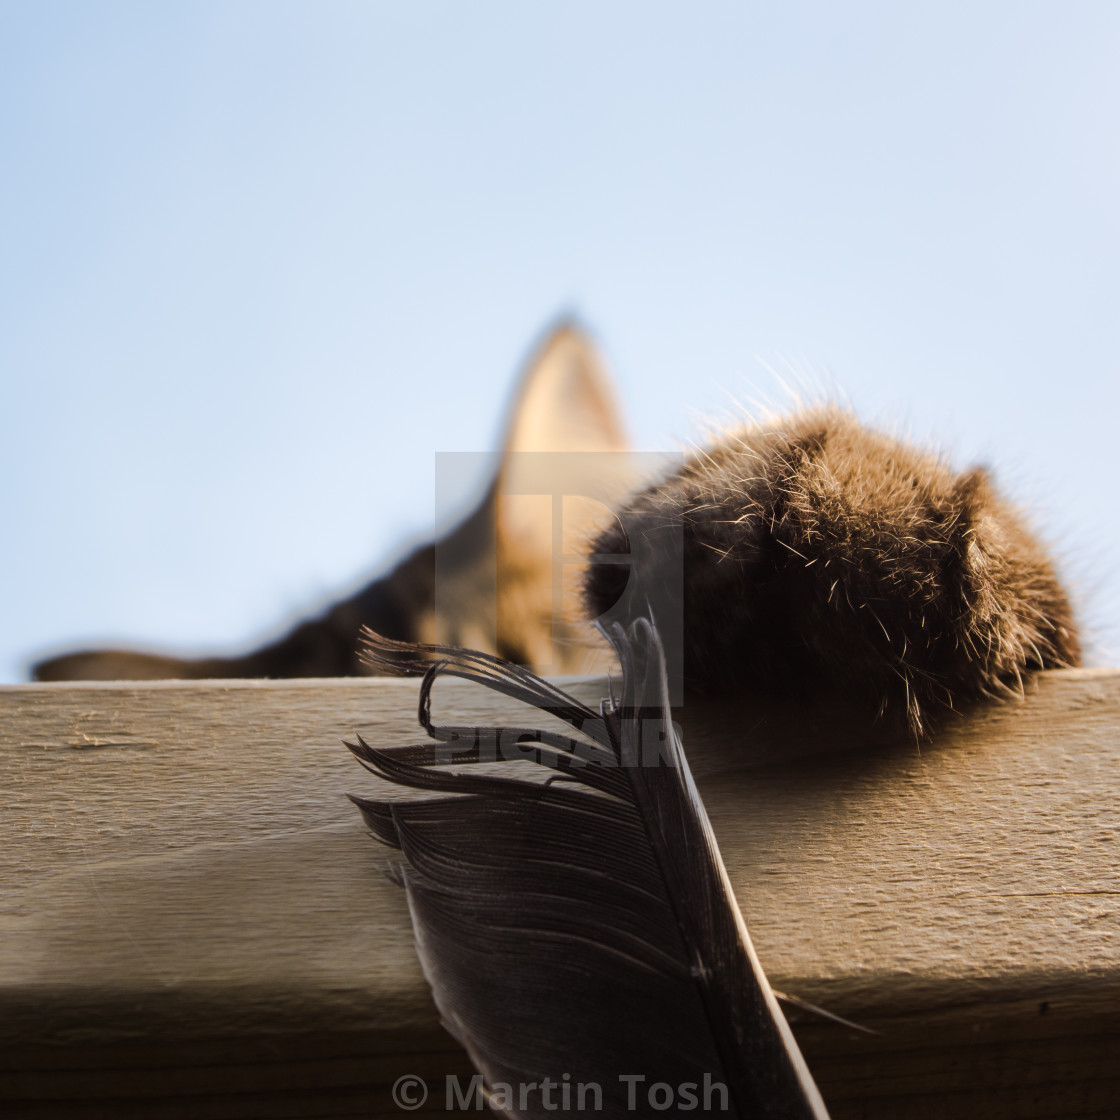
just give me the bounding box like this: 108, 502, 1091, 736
32, 325, 629, 683
584, 408, 1080, 733
33, 332, 1080, 740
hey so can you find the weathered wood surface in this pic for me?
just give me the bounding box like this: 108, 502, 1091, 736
2, 670, 1118, 1118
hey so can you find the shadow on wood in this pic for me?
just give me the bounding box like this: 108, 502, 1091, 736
2, 670, 1118, 1117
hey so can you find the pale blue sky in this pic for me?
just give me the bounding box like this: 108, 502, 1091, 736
3, 0, 1118, 681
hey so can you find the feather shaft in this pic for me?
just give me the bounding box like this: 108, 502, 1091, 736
349, 621, 829, 1119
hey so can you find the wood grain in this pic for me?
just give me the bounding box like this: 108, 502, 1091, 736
2, 670, 1118, 1118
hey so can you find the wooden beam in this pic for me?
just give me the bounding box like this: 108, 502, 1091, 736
2, 670, 1118, 1118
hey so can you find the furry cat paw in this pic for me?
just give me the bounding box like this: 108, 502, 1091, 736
584, 408, 1080, 734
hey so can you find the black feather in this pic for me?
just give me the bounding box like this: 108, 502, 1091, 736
348, 621, 829, 1119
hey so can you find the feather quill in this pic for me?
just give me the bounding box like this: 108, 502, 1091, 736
348, 620, 830, 1119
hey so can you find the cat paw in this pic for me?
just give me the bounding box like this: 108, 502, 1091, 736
584, 408, 1080, 734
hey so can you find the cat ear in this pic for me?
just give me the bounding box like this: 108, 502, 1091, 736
499, 321, 629, 459
497, 321, 632, 575
486, 323, 639, 671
